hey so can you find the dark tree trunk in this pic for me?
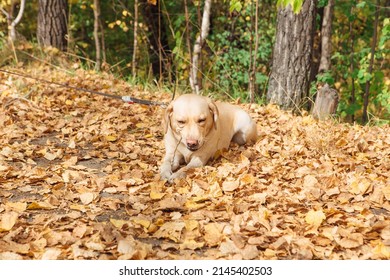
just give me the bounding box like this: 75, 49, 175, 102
318, 0, 334, 73
37, 0, 68, 51
362, 0, 380, 124
267, 0, 318, 111
140, 0, 172, 81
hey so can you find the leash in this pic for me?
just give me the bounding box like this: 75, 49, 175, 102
0, 69, 169, 108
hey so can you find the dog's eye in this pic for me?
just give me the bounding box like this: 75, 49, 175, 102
198, 118, 206, 124
177, 120, 186, 125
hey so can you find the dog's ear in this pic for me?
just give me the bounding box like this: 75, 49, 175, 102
163, 102, 174, 134
208, 100, 219, 130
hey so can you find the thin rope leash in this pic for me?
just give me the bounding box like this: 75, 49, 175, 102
0, 69, 169, 108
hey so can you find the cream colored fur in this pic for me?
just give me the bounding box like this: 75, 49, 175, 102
160, 94, 257, 181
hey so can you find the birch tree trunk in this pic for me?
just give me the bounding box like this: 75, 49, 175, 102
8, 0, 26, 42
190, 0, 212, 94
267, 0, 317, 110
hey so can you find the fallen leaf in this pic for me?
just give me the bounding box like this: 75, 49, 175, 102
80, 192, 94, 205
305, 210, 326, 227
336, 232, 364, 249
222, 180, 239, 192
0, 212, 19, 232
41, 249, 62, 260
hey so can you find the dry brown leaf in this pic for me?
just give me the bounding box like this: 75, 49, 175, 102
204, 223, 224, 247
80, 192, 95, 205
336, 233, 364, 249
305, 210, 326, 228
0, 212, 19, 232
222, 180, 240, 192
153, 221, 185, 242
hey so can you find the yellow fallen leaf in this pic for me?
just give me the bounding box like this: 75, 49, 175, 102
0, 212, 19, 232
185, 199, 205, 210
240, 173, 255, 185
336, 233, 363, 249
382, 186, 390, 201
222, 180, 239, 192
41, 249, 62, 260
117, 239, 135, 255
303, 175, 318, 188
347, 173, 371, 195
204, 223, 224, 247
150, 191, 165, 200
372, 241, 390, 258
69, 204, 86, 212
105, 135, 117, 142
6, 202, 27, 213
305, 210, 326, 227
153, 221, 185, 242
264, 248, 276, 257
44, 151, 57, 161
132, 218, 151, 229
184, 220, 199, 231
179, 239, 205, 250
110, 219, 128, 229
27, 201, 56, 210
80, 192, 94, 205
209, 181, 223, 198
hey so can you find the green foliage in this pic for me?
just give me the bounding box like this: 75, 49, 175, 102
209, 1, 275, 100
321, 1, 390, 124
277, 0, 304, 13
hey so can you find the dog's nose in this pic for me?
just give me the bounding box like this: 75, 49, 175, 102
186, 139, 199, 150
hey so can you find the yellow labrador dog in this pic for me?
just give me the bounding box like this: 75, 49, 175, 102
160, 94, 257, 181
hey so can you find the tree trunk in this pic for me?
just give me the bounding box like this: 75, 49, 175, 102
141, 0, 172, 81
349, 6, 356, 123
132, 0, 139, 77
318, 0, 334, 73
362, 0, 380, 124
248, 0, 259, 103
93, 0, 101, 70
311, 83, 339, 120
267, 0, 317, 111
190, 0, 212, 94
8, 0, 26, 42
37, 0, 68, 51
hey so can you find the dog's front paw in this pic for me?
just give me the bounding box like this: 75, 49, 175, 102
168, 170, 186, 181
160, 170, 172, 181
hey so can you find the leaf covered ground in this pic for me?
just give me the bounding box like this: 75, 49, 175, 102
0, 66, 390, 260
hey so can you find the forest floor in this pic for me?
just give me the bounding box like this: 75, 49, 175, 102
0, 65, 389, 260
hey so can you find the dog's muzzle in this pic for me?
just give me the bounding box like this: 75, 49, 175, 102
186, 139, 199, 151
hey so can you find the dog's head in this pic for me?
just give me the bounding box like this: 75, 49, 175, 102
164, 94, 219, 151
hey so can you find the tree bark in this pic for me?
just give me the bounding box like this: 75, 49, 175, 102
318, 0, 334, 73
267, 0, 317, 111
362, 0, 380, 124
37, 0, 68, 51
190, 0, 212, 94
141, 0, 172, 81
248, 0, 259, 103
311, 83, 339, 120
8, 0, 26, 42
132, 0, 139, 77
93, 0, 101, 70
